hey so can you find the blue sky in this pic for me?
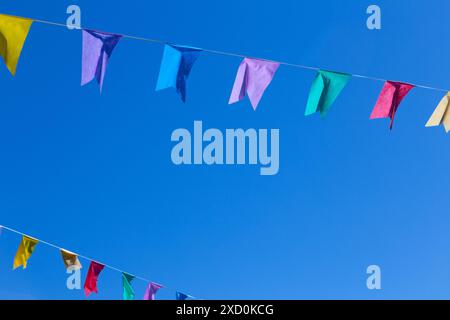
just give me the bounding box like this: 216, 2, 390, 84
0, 0, 450, 299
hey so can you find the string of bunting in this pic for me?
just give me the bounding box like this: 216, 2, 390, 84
1, 13, 450, 130
0, 224, 195, 300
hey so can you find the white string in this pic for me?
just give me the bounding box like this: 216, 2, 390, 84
22, 15, 450, 93
0, 224, 195, 299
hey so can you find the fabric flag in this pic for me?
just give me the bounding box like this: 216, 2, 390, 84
81, 29, 122, 92
425, 92, 450, 133
305, 70, 351, 117
13, 235, 38, 269
143, 282, 163, 300
176, 291, 189, 300
155, 44, 201, 102
228, 58, 280, 110
60, 249, 82, 270
0, 14, 33, 76
84, 261, 105, 297
370, 81, 414, 129
122, 273, 135, 300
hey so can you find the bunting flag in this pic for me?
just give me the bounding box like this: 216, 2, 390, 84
228, 58, 280, 110
143, 282, 163, 300
305, 70, 351, 117
122, 273, 135, 300
0, 14, 33, 76
84, 261, 105, 297
155, 44, 201, 102
60, 249, 82, 270
176, 291, 189, 300
425, 92, 450, 133
0, 12, 449, 139
13, 235, 38, 270
370, 81, 414, 129
81, 30, 122, 92
1, 226, 199, 300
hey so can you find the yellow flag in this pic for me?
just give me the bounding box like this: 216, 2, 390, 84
426, 92, 450, 133
60, 249, 82, 270
0, 14, 33, 76
13, 235, 38, 269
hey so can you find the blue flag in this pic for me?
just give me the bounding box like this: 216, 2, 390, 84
156, 44, 201, 102
176, 291, 189, 300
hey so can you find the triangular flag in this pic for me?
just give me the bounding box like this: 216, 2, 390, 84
84, 261, 105, 297
13, 235, 38, 269
122, 273, 135, 300
81, 29, 122, 92
0, 14, 33, 76
228, 57, 280, 110
60, 249, 82, 270
370, 81, 414, 129
425, 92, 450, 133
143, 282, 163, 300
305, 70, 351, 117
176, 291, 189, 300
155, 44, 201, 102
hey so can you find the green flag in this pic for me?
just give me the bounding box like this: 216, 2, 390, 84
122, 273, 135, 300
305, 70, 351, 117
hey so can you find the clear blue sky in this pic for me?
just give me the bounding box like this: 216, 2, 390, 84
0, 0, 449, 300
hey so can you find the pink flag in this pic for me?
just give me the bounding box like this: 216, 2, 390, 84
84, 261, 105, 297
228, 58, 280, 110
370, 81, 414, 129
143, 282, 163, 300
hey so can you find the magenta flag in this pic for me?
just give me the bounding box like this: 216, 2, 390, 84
81, 30, 122, 92
228, 58, 280, 110
84, 261, 105, 297
143, 282, 163, 300
370, 81, 414, 129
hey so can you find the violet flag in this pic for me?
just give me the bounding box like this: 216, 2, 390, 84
370, 81, 414, 130
228, 58, 280, 110
81, 30, 122, 92
143, 282, 163, 300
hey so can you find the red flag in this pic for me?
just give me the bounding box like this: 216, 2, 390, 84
370, 81, 414, 129
84, 261, 105, 297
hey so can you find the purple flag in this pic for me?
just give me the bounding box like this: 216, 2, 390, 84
228, 57, 280, 110
81, 30, 122, 92
143, 282, 163, 300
